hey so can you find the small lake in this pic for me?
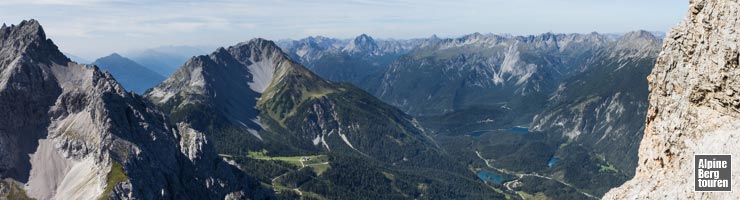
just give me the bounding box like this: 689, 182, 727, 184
476, 170, 511, 184
547, 156, 560, 167
507, 126, 529, 133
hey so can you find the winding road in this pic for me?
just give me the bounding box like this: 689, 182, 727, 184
270, 159, 330, 197
475, 151, 598, 199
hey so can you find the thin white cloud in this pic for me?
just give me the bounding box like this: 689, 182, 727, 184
0, 0, 113, 6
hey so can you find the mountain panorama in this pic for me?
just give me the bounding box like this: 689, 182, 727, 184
0, 1, 737, 199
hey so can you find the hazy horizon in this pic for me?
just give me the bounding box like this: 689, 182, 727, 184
2, 0, 689, 59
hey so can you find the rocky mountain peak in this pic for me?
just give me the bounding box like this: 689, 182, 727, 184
236, 38, 281, 50
344, 33, 380, 55
306, 36, 343, 49
621, 30, 657, 40
537, 32, 557, 39
0, 19, 69, 65
354, 33, 374, 43
299, 37, 322, 47
608, 30, 662, 59
616, 30, 659, 45
145, 37, 305, 139
460, 32, 487, 42
583, 31, 610, 41
105, 52, 124, 59
149, 38, 290, 101
229, 38, 288, 63
605, 0, 740, 199
553, 32, 612, 51
1, 19, 44, 42
95, 53, 132, 64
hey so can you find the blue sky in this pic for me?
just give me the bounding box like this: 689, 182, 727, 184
1, 0, 689, 59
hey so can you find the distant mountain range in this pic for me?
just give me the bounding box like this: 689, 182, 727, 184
63, 52, 90, 64
93, 53, 166, 94
279, 32, 662, 117
123, 45, 215, 77
277, 34, 423, 91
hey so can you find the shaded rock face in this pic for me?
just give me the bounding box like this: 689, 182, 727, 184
0, 20, 269, 200
605, 0, 740, 199
0, 19, 65, 184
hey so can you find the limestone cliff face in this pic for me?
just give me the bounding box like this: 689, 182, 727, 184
604, 0, 740, 199
0, 20, 270, 200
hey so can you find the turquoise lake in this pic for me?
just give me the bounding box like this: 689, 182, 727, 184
476, 170, 511, 184
548, 156, 560, 167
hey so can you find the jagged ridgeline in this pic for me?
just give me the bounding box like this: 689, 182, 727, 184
0, 20, 271, 199
277, 34, 422, 91
146, 39, 505, 198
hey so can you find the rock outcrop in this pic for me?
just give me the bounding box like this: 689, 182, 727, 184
0, 20, 270, 200
604, 0, 740, 198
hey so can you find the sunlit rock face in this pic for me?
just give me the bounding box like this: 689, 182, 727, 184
605, 0, 740, 199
